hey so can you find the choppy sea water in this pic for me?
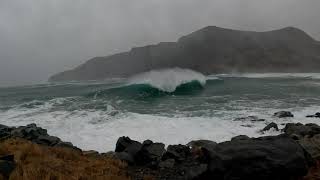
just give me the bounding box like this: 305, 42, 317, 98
1, 68, 320, 152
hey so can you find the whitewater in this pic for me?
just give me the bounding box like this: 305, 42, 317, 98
1, 68, 320, 152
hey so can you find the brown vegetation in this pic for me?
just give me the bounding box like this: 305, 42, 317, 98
0, 138, 130, 180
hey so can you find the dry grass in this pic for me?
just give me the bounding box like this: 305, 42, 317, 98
0, 138, 130, 180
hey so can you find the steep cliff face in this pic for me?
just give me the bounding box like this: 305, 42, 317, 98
49, 26, 320, 82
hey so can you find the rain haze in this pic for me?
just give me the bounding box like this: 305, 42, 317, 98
0, 0, 320, 87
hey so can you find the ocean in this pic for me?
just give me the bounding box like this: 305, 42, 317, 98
1, 68, 320, 152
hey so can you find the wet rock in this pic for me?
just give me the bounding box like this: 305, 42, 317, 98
273, 111, 294, 118
115, 137, 142, 164
115, 152, 135, 164
184, 164, 208, 180
163, 145, 190, 162
11, 123, 48, 141
0, 160, 15, 178
0, 125, 13, 139
298, 134, 320, 159
159, 159, 175, 169
55, 141, 80, 151
283, 123, 320, 138
262, 122, 279, 131
205, 135, 310, 180
136, 141, 166, 166
0, 155, 14, 162
231, 135, 250, 141
187, 140, 217, 151
234, 116, 265, 122
306, 112, 320, 118
36, 135, 61, 146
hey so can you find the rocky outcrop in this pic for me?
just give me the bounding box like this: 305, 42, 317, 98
262, 122, 279, 131
274, 111, 294, 118
0, 123, 79, 151
2, 123, 320, 179
306, 112, 320, 118
49, 26, 320, 82
115, 135, 312, 180
284, 123, 320, 160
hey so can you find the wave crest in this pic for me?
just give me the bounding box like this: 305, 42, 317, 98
127, 68, 206, 93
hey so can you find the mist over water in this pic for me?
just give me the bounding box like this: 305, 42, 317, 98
1, 69, 320, 152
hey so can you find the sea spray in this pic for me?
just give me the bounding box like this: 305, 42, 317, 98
127, 68, 207, 93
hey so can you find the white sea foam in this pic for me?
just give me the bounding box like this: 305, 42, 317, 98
128, 68, 207, 92
1, 102, 320, 152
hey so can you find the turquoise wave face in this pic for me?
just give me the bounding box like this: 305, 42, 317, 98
87, 80, 208, 99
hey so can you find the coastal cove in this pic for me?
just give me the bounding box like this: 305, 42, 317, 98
1, 71, 320, 152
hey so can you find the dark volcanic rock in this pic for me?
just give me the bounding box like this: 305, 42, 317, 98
36, 135, 61, 146
49, 26, 320, 82
187, 140, 217, 151
306, 112, 320, 118
204, 135, 310, 180
283, 123, 320, 137
234, 116, 265, 122
136, 141, 166, 166
55, 141, 80, 151
0, 123, 80, 150
231, 135, 250, 141
274, 111, 294, 118
283, 123, 320, 160
115, 137, 143, 164
115, 152, 135, 165
262, 122, 279, 131
163, 145, 191, 162
0, 155, 15, 178
0, 155, 14, 162
159, 159, 175, 169
184, 164, 208, 180
298, 135, 320, 159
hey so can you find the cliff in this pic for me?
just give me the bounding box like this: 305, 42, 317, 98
49, 26, 320, 82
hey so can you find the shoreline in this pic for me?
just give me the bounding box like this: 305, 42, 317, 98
0, 111, 320, 179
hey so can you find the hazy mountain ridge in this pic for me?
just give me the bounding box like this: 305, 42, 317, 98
49, 26, 320, 82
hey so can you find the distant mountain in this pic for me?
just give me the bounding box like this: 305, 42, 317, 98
49, 26, 320, 82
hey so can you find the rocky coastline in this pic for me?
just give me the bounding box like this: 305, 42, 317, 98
0, 111, 320, 179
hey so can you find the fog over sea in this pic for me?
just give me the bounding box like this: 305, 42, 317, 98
1, 68, 320, 152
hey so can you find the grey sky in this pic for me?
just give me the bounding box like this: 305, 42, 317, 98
0, 0, 319, 87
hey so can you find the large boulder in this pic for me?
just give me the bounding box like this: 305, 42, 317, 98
0, 125, 13, 139
136, 140, 166, 166
203, 135, 311, 180
283, 123, 320, 138
115, 137, 142, 164
163, 145, 191, 162
262, 122, 279, 132
283, 123, 320, 160
298, 135, 320, 160
187, 140, 217, 152
273, 111, 294, 118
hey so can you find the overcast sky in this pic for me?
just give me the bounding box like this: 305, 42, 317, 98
0, 0, 319, 87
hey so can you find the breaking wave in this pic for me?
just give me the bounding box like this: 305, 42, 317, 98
128, 68, 207, 92
87, 68, 210, 98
